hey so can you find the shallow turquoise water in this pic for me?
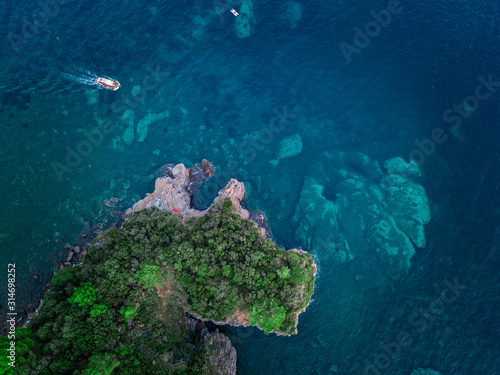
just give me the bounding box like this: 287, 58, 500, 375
1, 0, 500, 373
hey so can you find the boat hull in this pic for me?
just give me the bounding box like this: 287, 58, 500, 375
96, 77, 120, 91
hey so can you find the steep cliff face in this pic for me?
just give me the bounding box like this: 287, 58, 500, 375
126, 160, 252, 222
125, 159, 214, 218
202, 330, 237, 375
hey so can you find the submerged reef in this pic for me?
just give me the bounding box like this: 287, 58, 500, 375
4, 161, 316, 374
269, 133, 303, 166
285, 1, 303, 29
119, 109, 170, 145
295, 151, 430, 279
234, 0, 256, 38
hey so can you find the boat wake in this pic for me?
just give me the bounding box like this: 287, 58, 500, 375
0, 62, 119, 93
0, 70, 100, 94
62, 69, 120, 91
61, 69, 105, 90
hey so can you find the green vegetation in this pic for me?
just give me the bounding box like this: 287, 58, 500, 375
80, 353, 119, 375
68, 283, 97, 310
10, 199, 315, 374
119, 306, 138, 322
136, 263, 167, 288
248, 299, 287, 334
0, 328, 38, 375
89, 304, 108, 318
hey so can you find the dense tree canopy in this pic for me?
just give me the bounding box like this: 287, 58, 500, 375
5, 199, 315, 374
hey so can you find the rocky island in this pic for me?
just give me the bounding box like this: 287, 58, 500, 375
2, 160, 316, 375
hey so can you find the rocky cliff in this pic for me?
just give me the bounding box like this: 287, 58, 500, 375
126, 159, 251, 222
126, 159, 316, 335
11, 160, 316, 375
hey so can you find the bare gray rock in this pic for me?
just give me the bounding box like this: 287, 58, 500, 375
203, 330, 237, 375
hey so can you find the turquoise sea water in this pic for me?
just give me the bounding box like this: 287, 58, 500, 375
1, 0, 500, 373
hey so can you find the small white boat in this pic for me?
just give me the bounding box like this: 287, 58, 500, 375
230, 8, 239, 17
96, 77, 120, 90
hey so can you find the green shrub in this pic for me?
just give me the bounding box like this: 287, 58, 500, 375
120, 306, 138, 322
90, 304, 109, 317
136, 264, 163, 288
0, 328, 37, 374
248, 298, 287, 334
68, 282, 97, 310
277, 266, 291, 279
81, 353, 119, 375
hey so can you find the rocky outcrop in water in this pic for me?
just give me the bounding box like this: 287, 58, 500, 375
126, 160, 316, 335
125, 159, 214, 217
294, 151, 430, 279
125, 159, 267, 235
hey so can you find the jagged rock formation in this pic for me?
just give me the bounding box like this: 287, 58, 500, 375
125, 160, 268, 236
294, 151, 430, 279
126, 160, 316, 335
202, 330, 237, 375
125, 159, 214, 217
18, 160, 315, 375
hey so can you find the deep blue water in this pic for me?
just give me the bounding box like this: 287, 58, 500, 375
1, 0, 499, 374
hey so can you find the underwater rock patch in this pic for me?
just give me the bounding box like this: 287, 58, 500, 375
84, 89, 99, 105
366, 213, 415, 277
285, 1, 303, 28
294, 150, 430, 279
121, 109, 135, 145
294, 176, 350, 264
381, 173, 430, 247
137, 110, 169, 142
234, 0, 255, 38
277, 133, 303, 160
384, 156, 421, 178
